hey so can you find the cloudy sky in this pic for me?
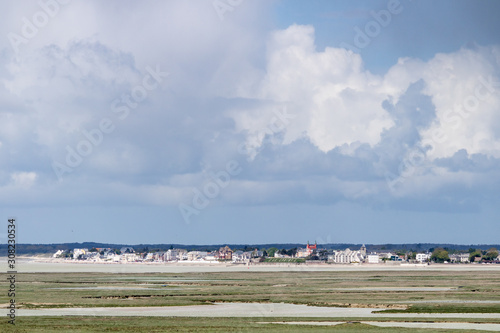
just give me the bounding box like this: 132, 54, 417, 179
1, 0, 500, 245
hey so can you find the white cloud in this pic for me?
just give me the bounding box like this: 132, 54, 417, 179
230, 25, 500, 167
419, 47, 500, 159
246, 24, 395, 152
1, 0, 500, 212
11, 171, 37, 187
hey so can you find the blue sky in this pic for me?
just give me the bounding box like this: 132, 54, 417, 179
1, 0, 500, 245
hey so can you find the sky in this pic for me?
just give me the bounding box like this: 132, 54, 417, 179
1, 0, 500, 245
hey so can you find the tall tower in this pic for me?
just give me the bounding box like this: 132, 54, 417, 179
360, 244, 367, 257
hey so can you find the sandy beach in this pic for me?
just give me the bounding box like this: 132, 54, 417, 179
3, 257, 500, 273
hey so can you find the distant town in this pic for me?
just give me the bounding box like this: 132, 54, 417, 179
52, 242, 500, 265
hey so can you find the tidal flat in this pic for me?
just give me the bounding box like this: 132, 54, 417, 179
2, 260, 500, 332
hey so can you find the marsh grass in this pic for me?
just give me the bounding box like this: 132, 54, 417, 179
2, 270, 499, 311
3, 317, 500, 333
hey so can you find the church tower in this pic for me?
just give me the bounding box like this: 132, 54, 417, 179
360, 244, 367, 257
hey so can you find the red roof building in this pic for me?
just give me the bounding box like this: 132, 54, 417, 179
306, 241, 317, 256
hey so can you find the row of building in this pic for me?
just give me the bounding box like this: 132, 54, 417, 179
53, 244, 489, 264
54, 246, 261, 263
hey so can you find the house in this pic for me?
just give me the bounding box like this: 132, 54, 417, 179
217, 246, 233, 260
164, 249, 186, 261
204, 252, 217, 261
53, 250, 64, 258
73, 248, 88, 259
85, 252, 102, 262
153, 252, 165, 261
328, 246, 366, 263
367, 254, 380, 264
233, 251, 252, 262
296, 248, 309, 258
251, 249, 264, 258
105, 251, 118, 261
449, 253, 469, 263
180, 251, 188, 260
165, 249, 177, 261
96, 247, 112, 254
187, 251, 208, 261
274, 252, 291, 258
121, 253, 138, 262
416, 253, 430, 262
99, 248, 115, 259
120, 247, 135, 254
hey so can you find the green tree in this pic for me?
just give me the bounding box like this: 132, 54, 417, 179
483, 248, 499, 261
430, 248, 450, 263
469, 250, 482, 262
267, 247, 278, 257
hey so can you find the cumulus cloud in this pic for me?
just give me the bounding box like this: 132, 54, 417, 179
223, 25, 500, 207
241, 24, 395, 152
1, 1, 500, 215
233, 25, 500, 161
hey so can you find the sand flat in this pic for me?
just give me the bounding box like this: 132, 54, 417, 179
16, 302, 500, 319
4, 258, 500, 273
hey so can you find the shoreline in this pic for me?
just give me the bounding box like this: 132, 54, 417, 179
2, 257, 499, 273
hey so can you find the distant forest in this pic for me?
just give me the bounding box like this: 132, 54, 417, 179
2, 242, 500, 255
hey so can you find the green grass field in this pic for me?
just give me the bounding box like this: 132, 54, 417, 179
2, 269, 500, 331
5, 317, 500, 333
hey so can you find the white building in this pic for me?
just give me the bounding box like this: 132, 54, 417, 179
106, 252, 118, 261
367, 254, 380, 264
53, 250, 64, 258
296, 248, 309, 258
121, 253, 138, 262
153, 252, 165, 261
204, 253, 217, 261
73, 248, 88, 259
328, 247, 366, 263
165, 249, 179, 261
187, 251, 208, 261
165, 249, 187, 261
232, 251, 252, 262
416, 253, 430, 262
449, 253, 469, 263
